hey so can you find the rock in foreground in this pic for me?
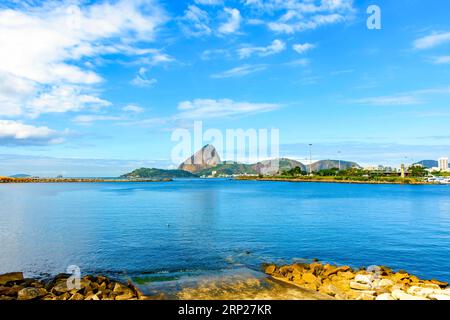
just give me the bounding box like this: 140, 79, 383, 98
264, 262, 450, 300
0, 272, 160, 301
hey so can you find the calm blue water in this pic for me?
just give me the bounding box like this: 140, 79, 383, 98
1, 179, 450, 283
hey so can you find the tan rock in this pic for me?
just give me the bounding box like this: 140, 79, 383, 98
376, 293, 395, 300
57, 292, 71, 300
391, 289, 428, 300
350, 281, 371, 291
302, 272, 319, 284
85, 293, 100, 300
69, 292, 84, 300
356, 292, 376, 300
323, 266, 351, 277
318, 284, 341, 297
264, 265, 277, 275
0, 272, 24, 285
309, 263, 323, 275
354, 274, 374, 285
337, 271, 355, 280
278, 266, 293, 277
375, 278, 394, 288
391, 273, 408, 283
115, 292, 134, 300
430, 279, 448, 287
17, 287, 47, 300
407, 286, 435, 298
52, 281, 70, 293
429, 294, 450, 300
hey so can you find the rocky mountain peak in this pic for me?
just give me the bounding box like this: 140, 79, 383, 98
178, 144, 221, 173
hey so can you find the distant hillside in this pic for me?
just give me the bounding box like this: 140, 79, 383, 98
252, 158, 306, 175
196, 162, 257, 177
178, 144, 221, 173
415, 160, 438, 169
310, 160, 361, 172
121, 168, 197, 179
9, 174, 32, 178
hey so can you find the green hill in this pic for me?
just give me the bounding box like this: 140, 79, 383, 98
120, 168, 197, 179
196, 162, 257, 176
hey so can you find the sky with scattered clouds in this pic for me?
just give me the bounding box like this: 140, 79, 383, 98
0, 0, 450, 176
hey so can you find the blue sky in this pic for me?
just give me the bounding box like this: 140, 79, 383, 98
1, 0, 450, 176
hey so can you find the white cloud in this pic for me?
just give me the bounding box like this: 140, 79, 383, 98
131, 67, 157, 87
351, 95, 422, 106
218, 8, 242, 34
123, 104, 145, 113
0, 0, 167, 117
194, 0, 223, 5
175, 99, 281, 119
0, 120, 64, 145
293, 43, 316, 54
72, 115, 125, 125
238, 39, 286, 59
350, 86, 450, 106
211, 64, 267, 78
285, 58, 310, 67
243, 0, 354, 34
27, 86, 111, 118
180, 5, 212, 37
201, 49, 230, 60
431, 56, 450, 64
414, 32, 450, 50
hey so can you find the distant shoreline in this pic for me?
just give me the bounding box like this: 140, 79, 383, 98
235, 176, 436, 185
0, 177, 172, 184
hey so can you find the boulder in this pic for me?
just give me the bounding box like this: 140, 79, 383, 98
323, 266, 350, 277
350, 281, 371, 291
0, 272, 24, 285
264, 265, 277, 275
69, 292, 85, 301
429, 294, 450, 300
302, 273, 319, 284
376, 293, 395, 300
375, 278, 394, 288
52, 281, 71, 293
390, 273, 408, 283
336, 271, 355, 280
85, 293, 100, 300
309, 263, 323, 275
0, 286, 20, 297
56, 292, 71, 300
430, 279, 448, 287
355, 292, 376, 300
407, 286, 435, 298
354, 274, 374, 285
113, 282, 132, 294
115, 292, 134, 300
391, 289, 428, 300
17, 287, 47, 300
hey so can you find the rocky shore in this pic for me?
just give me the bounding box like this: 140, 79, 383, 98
0, 272, 161, 300
237, 176, 429, 185
264, 262, 450, 300
0, 177, 172, 183
3, 262, 450, 300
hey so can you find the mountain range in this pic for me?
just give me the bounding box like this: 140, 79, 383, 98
121, 145, 362, 179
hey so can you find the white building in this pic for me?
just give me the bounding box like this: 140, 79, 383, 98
439, 157, 449, 172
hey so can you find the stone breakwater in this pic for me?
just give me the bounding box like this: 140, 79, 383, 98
0, 272, 162, 301
264, 263, 450, 300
